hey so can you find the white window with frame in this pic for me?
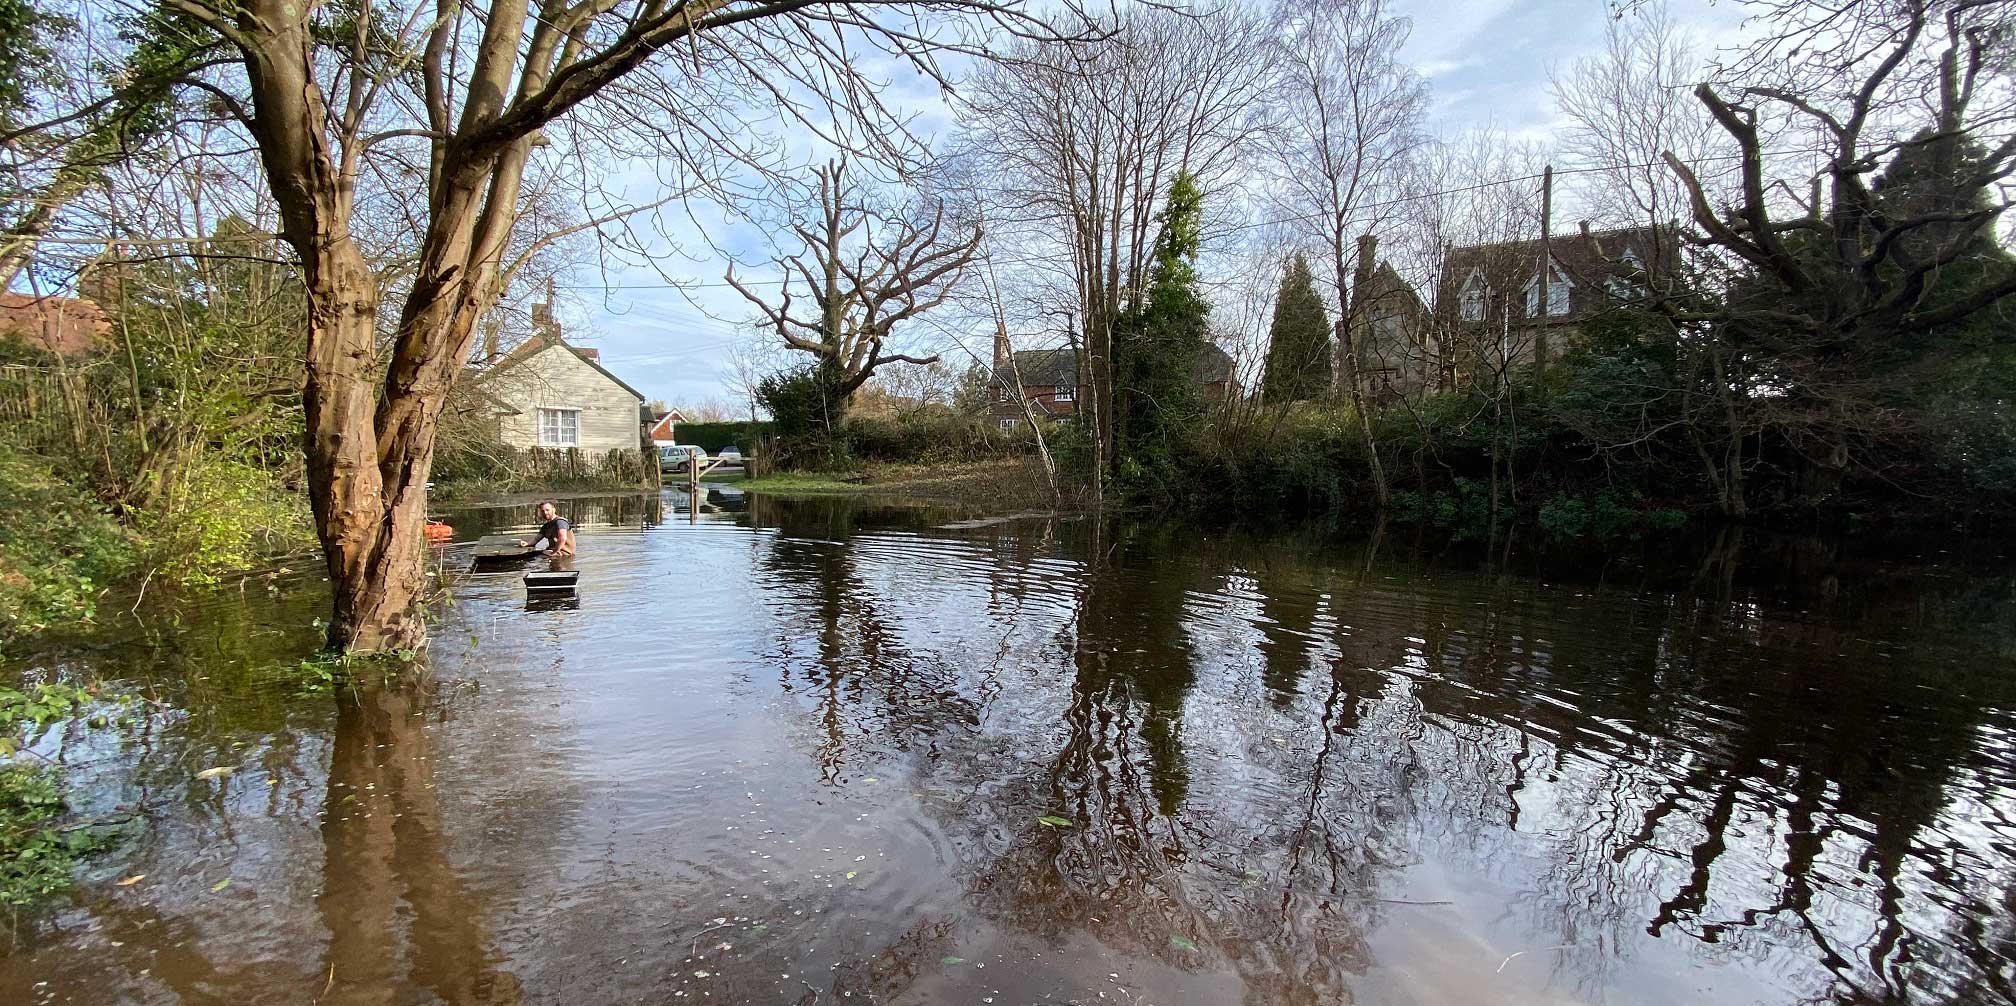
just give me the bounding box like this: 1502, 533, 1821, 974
1054, 385, 1075, 402
997, 386, 1012, 402
537, 407, 580, 447
1523, 265, 1571, 317
998, 417, 1019, 432
1459, 275, 1487, 321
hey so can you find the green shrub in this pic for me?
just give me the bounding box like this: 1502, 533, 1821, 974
0, 450, 134, 644
0, 682, 129, 907
133, 458, 310, 586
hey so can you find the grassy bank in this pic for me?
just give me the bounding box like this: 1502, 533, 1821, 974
736, 458, 1070, 508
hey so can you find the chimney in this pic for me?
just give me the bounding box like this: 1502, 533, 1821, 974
576, 348, 600, 362
1355, 233, 1379, 282
481, 317, 501, 361
532, 279, 560, 340
993, 323, 1010, 371
1578, 219, 1591, 243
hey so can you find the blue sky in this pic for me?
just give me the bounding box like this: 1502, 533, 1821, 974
563, 0, 1750, 410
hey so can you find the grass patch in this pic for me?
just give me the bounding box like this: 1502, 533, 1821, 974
735, 459, 1070, 509
733, 472, 873, 495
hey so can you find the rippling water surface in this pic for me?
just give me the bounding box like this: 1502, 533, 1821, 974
5, 491, 2016, 1005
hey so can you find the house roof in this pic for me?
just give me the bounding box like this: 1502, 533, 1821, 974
1439, 225, 1673, 303
1194, 343, 1236, 384
645, 410, 685, 440
475, 332, 646, 402
994, 343, 1236, 387
1359, 262, 1426, 318
1000, 348, 1079, 387
0, 293, 108, 357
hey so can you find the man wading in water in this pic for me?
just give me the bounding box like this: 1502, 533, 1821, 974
519, 501, 576, 557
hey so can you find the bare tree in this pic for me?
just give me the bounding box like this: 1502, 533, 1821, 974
1269, 0, 1429, 507
727, 158, 979, 417
85, 0, 1090, 650
1662, 0, 2016, 503
1551, 0, 1720, 280
960, 6, 1276, 503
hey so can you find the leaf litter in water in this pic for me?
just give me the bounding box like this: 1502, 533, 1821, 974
116, 874, 145, 886
210, 879, 231, 892
195, 766, 236, 781
1037, 815, 1072, 828
1170, 935, 1199, 952
941, 956, 966, 966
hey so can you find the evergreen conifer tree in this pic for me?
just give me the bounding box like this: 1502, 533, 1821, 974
1260, 253, 1332, 402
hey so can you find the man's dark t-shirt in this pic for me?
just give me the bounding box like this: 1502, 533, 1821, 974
537, 517, 570, 548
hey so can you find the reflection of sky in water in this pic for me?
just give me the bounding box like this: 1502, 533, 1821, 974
5, 495, 2015, 1005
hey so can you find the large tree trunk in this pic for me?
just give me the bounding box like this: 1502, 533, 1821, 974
244, 0, 529, 650
301, 240, 426, 652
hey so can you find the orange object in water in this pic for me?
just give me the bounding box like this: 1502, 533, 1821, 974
424, 520, 454, 543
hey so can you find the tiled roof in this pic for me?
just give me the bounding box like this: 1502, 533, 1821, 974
0, 293, 107, 356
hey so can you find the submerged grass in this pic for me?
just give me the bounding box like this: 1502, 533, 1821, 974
0, 683, 133, 909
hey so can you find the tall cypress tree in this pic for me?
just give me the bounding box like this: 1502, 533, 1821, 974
1261, 253, 1331, 403
1113, 172, 1210, 494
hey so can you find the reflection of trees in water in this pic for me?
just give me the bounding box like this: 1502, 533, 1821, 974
1386, 530, 2016, 1004
317, 678, 520, 1005
964, 526, 1410, 1006
750, 497, 982, 784
738, 496, 2016, 1004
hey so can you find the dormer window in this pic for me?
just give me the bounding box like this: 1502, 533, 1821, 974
1458, 272, 1487, 321
1606, 247, 1647, 301
1523, 260, 1572, 317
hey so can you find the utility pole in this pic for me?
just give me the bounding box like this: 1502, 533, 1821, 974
1536, 165, 1553, 376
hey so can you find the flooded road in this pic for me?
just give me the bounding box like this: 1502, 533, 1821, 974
5, 492, 2016, 1005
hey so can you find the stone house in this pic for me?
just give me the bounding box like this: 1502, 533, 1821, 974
1348, 235, 1435, 401
1436, 223, 1675, 376
986, 329, 1239, 431
472, 302, 646, 459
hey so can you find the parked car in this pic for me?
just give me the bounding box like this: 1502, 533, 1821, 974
714, 446, 743, 464
658, 444, 710, 473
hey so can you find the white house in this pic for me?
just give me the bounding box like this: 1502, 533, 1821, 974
474, 306, 645, 459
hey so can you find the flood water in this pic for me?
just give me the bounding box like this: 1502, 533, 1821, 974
5, 491, 2016, 1005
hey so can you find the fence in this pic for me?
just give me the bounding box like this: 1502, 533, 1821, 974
0, 361, 121, 457
516, 446, 659, 487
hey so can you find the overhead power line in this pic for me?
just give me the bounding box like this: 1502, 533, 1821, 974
558, 145, 1838, 292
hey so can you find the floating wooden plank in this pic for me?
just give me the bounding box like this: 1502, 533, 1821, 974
524, 569, 579, 592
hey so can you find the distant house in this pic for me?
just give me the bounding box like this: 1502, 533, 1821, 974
644, 408, 687, 447
0, 293, 108, 357
1437, 223, 1675, 372
986, 330, 1239, 431
1348, 235, 1435, 401
473, 301, 646, 458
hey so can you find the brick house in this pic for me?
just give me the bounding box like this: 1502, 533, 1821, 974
987, 329, 1239, 431
0, 293, 109, 357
